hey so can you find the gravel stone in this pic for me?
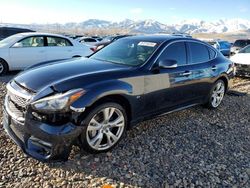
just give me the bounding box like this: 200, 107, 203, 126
0, 74, 250, 187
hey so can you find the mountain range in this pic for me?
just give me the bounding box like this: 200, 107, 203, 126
1, 18, 250, 34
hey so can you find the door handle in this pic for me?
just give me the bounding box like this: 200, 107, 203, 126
212, 65, 217, 71
180, 71, 192, 76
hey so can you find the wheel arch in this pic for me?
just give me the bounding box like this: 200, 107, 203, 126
80, 94, 132, 128
0, 57, 9, 72
216, 75, 229, 92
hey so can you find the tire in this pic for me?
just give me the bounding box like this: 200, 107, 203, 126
0, 59, 8, 76
79, 102, 127, 153
205, 80, 226, 109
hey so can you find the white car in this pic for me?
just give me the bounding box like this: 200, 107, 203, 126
230, 45, 250, 77
0, 32, 94, 75
78, 37, 101, 45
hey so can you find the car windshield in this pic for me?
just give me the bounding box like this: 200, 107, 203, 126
233, 40, 250, 48
239, 45, 250, 53
0, 34, 21, 47
90, 38, 160, 66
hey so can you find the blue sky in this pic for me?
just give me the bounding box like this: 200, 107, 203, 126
0, 0, 250, 24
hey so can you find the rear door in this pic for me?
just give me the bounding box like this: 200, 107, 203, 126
186, 41, 216, 100
9, 36, 47, 69
45, 36, 74, 61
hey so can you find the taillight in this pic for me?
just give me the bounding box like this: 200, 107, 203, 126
90, 47, 97, 52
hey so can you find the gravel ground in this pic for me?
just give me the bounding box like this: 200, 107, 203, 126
0, 74, 249, 188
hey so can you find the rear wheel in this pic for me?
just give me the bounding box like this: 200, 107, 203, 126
0, 59, 8, 76
206, 80, 226, 108
79, 102, 127, 153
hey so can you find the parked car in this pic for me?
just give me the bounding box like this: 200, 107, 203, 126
78, 37, 101, 45
0, 32, 93, 75
0, 27, 34, 41
206, 40, 231, 56
3, 35, 234, 162
230, 39, 250, 55
230, 44, 250, 77
92, 34, 132, 52
172, 33, 192, 38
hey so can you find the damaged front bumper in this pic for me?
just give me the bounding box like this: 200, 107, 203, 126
235, 64, 250, 77
3, 105, 83, 162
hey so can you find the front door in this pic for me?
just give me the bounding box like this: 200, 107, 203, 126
144, 41, 196, 114
9, 36, 46, 69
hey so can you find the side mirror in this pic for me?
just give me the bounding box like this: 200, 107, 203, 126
12, 42, 23, 48
159, 59, 177, 69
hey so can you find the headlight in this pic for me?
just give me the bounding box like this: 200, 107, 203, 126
31, 89, 85, 112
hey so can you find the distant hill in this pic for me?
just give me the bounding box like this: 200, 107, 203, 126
1, 18, 250, 38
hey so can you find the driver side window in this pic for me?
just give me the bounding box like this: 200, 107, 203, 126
158, 42, 187, 66
13, 36, 44, 48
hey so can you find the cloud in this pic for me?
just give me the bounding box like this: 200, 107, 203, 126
169, 7, 176, 11
130, 8, 143, 14
239, 7, 248, 13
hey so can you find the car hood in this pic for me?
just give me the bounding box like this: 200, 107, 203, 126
14, 58, 131, 92
230, 54, 250, 65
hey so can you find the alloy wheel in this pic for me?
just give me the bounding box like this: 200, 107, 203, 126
211, 81, 225, 108
86, 107, 125, 150
0, 63, 3, 74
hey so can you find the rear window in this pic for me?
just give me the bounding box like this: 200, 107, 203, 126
188, 42, 210, 64
47, 37, 72, 47
233, 40, 250, 48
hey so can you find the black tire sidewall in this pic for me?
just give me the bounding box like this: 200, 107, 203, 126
79, 102, 127, 153
207, 80, 225, 109
0, 59, 8, 76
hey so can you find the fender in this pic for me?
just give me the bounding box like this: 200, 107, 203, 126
71, 79, 133, 109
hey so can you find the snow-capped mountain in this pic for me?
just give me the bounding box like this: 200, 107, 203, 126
1, 18, 250, 34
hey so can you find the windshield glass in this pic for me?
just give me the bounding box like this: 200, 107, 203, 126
239, 45, 250, 53
0, 34, 21, 47
90, 38, 160, 66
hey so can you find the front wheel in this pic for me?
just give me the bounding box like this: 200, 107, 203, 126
0, 59, 8, 76
206, 80, 226, 108
79, 102, 127, 153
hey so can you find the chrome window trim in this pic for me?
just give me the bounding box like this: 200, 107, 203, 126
150, 39, 218, 69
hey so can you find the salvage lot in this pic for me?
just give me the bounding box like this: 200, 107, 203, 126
0, 74, 249, 187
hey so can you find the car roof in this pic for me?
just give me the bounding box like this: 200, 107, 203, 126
13, 32, 70, 38
123, 34, 199, 44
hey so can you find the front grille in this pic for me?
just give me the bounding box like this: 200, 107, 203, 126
8, 99, 24, 119
8, 90, 28, 108
5, 82, 34, 121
